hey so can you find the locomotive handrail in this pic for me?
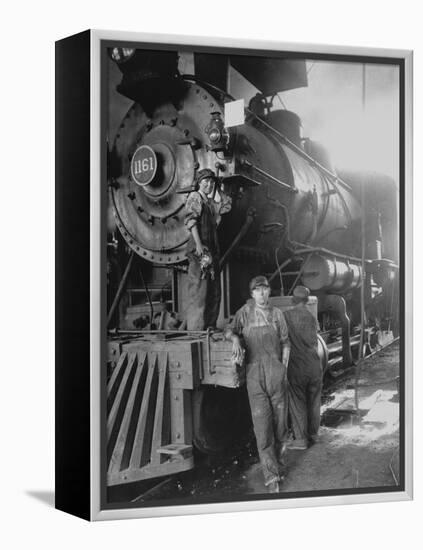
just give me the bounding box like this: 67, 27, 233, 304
268, 243, 372, 287
252, 115, 354, 194
219, 208, 256, 271
240, 159, 298, 193
290, 243, 372, 264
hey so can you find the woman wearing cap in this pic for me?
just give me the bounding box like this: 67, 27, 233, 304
184, 169, 231, 330
284, 286, 322, 449
225, 276, 291, 493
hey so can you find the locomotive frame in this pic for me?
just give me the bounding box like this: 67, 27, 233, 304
55, 29, 413, 522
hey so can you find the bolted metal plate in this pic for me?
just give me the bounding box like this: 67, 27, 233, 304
110, 83, 227, 264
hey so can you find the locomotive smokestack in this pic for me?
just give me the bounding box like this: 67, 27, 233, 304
109, 48, 186, 114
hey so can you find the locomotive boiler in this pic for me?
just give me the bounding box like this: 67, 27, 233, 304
106, 47, 399, 487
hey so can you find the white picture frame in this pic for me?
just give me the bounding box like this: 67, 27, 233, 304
55, 29, 413, 521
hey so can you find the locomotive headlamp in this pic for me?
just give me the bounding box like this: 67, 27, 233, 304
209, 128, 222, 143
205, 112, 229, 152
109, 47, 135, 63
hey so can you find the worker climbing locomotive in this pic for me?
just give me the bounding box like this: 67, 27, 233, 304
106, 46, 399, 488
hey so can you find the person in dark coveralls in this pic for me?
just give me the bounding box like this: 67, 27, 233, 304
284, 286, 322, 450
225, 276, 291, 493
184, 168, 231, 330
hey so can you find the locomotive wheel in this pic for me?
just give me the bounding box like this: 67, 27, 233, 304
317, 333, 329, 374
192, 386, 252, 455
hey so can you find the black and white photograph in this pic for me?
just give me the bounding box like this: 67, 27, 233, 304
103, 40, 405, 511
3, 0, 423, 543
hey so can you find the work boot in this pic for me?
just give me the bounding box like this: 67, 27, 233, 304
278, 441, 287, 460
287, 439, 308, 450
277, 457, 287, 479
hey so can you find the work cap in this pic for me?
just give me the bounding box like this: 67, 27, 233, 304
293, 285, 310, 301
196, 168, 217, 186
249, 275, 270, 292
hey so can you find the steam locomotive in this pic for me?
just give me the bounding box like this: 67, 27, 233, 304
106, 46, 399, 488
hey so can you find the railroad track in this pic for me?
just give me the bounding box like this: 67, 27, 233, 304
130, 477, 173, 503
323, 337, 399, 394
321, 337, 400, 426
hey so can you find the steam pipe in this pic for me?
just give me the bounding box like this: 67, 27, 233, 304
240, 160, 298, 193
218, 208, 256, 271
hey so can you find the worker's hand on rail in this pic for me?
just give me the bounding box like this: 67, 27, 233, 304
195, 243, 204, 256
231, 336, 244, 365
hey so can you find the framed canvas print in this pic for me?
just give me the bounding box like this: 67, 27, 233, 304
55, 29, 413, 521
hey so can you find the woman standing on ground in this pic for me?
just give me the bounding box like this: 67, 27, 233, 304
284, 286, 322, 450
225, 275, 290, 493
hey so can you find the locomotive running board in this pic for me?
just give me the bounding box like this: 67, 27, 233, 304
106, 349, 195, 486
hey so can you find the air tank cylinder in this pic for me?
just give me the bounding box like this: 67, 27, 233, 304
301, 254, 362, 292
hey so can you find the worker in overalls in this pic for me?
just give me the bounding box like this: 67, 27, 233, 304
225, 276, 291, 493
184, 168, 231, 330
284, 286, 322, 450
